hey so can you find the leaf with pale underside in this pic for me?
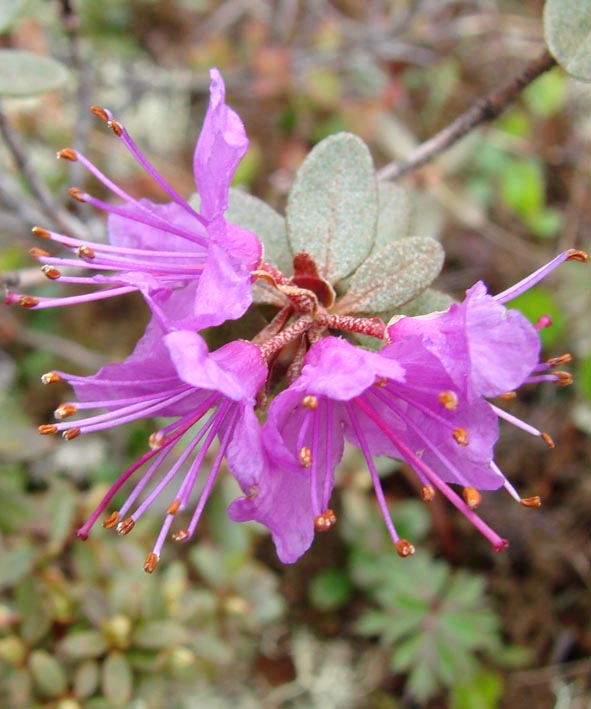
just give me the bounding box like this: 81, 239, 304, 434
335, 237, 444, 316
226, 188, 291, 273
374, 183, 412, 251
286, 133, 377, 284
0, 50, 70, 97
544, 0, 591, 81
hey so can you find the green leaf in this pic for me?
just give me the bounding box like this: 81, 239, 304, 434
308, 568, 353, 611
29, 650, 68, 698
451, 669, 503, 709
335, 237, 444, 315
398, 288, 455, 317
499, 157, 545, 220
48, 479, 77, 550
374, 183, 412, 250
0, 50, 70, 97
286, 132, 377, 284
73, 661, 100, 700
102, 651, 133, 708
578, 354, 591, 402
226, 188, 291, 273
59, 630, 108, 660
544, 0, 591, 81
523, 69, 566, 118
132, 621, 191, 649
0, 0, 24, 33
0, 544, 37, 591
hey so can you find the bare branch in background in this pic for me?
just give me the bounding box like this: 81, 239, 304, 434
378, 49, 557, 182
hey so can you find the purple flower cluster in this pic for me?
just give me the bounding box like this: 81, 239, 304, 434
13, 69, 587, 571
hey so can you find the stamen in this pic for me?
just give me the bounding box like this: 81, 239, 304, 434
314, 509, 337, 532
41, 372, 62, 385
553, 371, 573, 386
57, 148, 77, 161
453, 428, 469, 446
499, 391, 516, 400
68, 187, 87, 203
374, 377, 388, 388
521, 496, 542, 507
541, 432, 555, 448
38, 424, 58, 435
421, 485, 435, 502
32, 226, 51, 239
76, 245, 95, 259
41, 265, 61, 280
149, 431, 166, 449
547, 354, 572, 368
54, 404, 77, 420
396, 539, 415, 557
63, 428, 81, 440
107, 119, 123, 137
30, 247, 50, 258
144, 552, 158, 574
302, 395, 319, 410
535, 315, 552, 330
172, 529, 189, 542
566, 249, 588, 262
117, 518, 135, 535
298, 447, 312, 468
438, 391, 459, 410
102, 511, 120, 529
19, 296, 39, 308
167, 499, 181, 515
463, 487, 482, 509
90, 105, 109, 122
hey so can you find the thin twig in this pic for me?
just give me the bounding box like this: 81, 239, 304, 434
378, 49, 557, 182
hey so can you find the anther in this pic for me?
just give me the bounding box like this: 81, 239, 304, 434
144, 553, 158, 574
463, 487, 482, 510
149, 431, 166, 450
521, 496, 542, 508
90, 105, 109, 122
41, 265, 61, 280
19, 296, 39, 308
63, 428, 81, 441
76, 245, 95, 260
314, 509, 337, 532
302, 395, 319, 410
117, 518, 135, 535
421, 485, 435, 502
57, 148, 77, 161
566, 249, 588, 262
172, 529, 189, 542
30, 247, 50, 259
374, 377, 388, 388
438, 391, 459, 410
68, 187, 87, 203
38, 424, 58, 435
535, 314, 552, 330
108, 120, 123, 137
553, 371, 573, 386
396, 539, 415, 557
32, 226, 51, 239
167, 499, 181, 516
494, 539, 509, 553
298, 447, 312, 468
541, 432, 555, 449
102, 511, 120, 529
54, 403, 77, 420
547, 353, 572, 368
453, 428, 469, 446
41, 372, 62, 385
499, 391, 516, 400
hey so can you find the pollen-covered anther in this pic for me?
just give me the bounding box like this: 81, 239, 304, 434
41, 372, 61, 385
374, 377, 388, 388
19, 296, 39, 308
117, 518, 135, 535
148, 431, 166, 449
553, 371, 573, 386
32, 226, 51, 239
172, 529, 189, 542
463, 487, 482, 510
302, 395, 319, 410
30, 247, 50, 259
144, 553, 158, 574
547, 353, 572, 368
107, 119, 123, 137
167, 499, 181, 516
521, 496, 542, 508
54, 403, 77, 420
63, 427, 81, 441
90, 105, 109, 122
57, 148, 77, 161
298, 446, 312, 468
421, 485, 435, 502
438, 391, 459, 410
102, 511, 120, 529
541, 432, 555, 449
396, 539, 416, 557
41, 265, 61, 280
38, 424, 58, 435
453, 427, 469, 446
314, 509, 337, 532
499, 391, 517, 400
76, 245, 95, 260
566, 249, 588, 262
68, 187, 87, 203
